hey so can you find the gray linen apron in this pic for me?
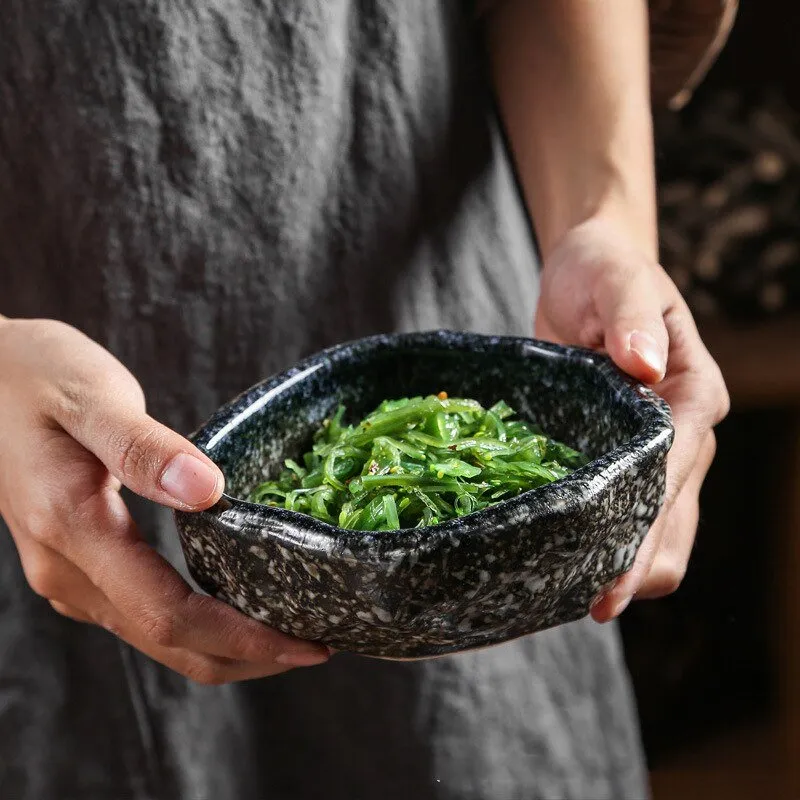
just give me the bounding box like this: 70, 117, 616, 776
0, 1, 649, 798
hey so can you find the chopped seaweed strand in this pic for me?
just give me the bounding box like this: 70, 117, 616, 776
249, 394, 588, 530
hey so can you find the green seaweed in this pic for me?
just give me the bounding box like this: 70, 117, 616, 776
249, 393, 588, 530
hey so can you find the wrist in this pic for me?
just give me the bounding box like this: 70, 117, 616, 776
537, 189, 659, 266
522, 99, 659, 264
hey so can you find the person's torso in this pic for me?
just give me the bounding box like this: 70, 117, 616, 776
0, 5, 649, 799
0, 0, 537, 435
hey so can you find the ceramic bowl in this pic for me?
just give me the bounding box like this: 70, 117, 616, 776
174, 331, 673, 659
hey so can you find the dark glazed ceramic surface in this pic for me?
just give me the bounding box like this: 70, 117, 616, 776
174, 331, 673, 659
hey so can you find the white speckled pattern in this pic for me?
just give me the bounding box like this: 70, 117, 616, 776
174, 331, 673, 658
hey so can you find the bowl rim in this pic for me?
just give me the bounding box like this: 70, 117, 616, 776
187, 330, 674, 546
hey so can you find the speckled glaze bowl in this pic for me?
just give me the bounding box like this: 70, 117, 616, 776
174, 331, 673, 659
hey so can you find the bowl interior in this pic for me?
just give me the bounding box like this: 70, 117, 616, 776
195, 334, 651, 504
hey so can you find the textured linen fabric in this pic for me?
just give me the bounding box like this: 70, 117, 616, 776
0, 1, 649, 798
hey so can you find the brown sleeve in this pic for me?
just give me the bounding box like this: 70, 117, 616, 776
648, 0, 738, 109
476, 0, 739, 110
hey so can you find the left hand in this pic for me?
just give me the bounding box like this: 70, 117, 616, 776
534, 216, 730, 620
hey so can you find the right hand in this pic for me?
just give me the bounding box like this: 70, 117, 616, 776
0, 318, 330, 684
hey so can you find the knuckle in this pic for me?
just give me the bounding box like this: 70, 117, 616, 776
716, 383, 731, 424
25, 558, 61, 600
98, 616, 122, 636
35, 371, 91, 426
184, 658, 229, 686
647, 555, 687, 598
91, 608, 122, 636
49, 600, 90, 624
140, 611, 179, 648
25, 510, 62, 547
187, 595, 274, 662
49, 600, 71, 616
236, 631, 278, 663
53, 377, 91, 424
704, 360, 730, 425
113, 426, 164, 481
704, 431, 718, 465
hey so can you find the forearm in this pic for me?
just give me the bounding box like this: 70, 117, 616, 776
486, 0, 657, 261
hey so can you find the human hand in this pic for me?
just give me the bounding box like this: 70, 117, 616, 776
0, 318, 329, 683
533, 217, 730, 619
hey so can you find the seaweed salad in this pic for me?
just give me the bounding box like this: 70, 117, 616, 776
249, 393, 587, 530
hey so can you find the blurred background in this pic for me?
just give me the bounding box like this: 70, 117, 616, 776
620, 1, 800, 796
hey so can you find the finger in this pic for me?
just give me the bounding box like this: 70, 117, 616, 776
47, 381, 224, 512
2, 320, 223, 510
590, 516, 663, 623
44, 571, 303, 683
635, 432, 715, 600
594, 264, 670, 384
50, 601, 94, 623
16, 538, 321, 683
658, 302, 729, 509
130, 641, 303, 685
13, 529, 104, 612
61, 487, 329, 668
11, 434, 326, 667
633, 491, 699, 600
13, 532, 139, 634
591, 432, 715, 620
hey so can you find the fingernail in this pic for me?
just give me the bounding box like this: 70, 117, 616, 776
160, 453, 221, 507
611, 595, 632, 618
276, 648, 330, 667
591, 577, 621, 611
629, 331, 666, 380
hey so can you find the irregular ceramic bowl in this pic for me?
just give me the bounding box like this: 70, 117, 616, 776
174, 331, 673, 659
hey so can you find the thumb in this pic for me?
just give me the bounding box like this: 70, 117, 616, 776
57, 394, 224, 511
594, 267, 669, 384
